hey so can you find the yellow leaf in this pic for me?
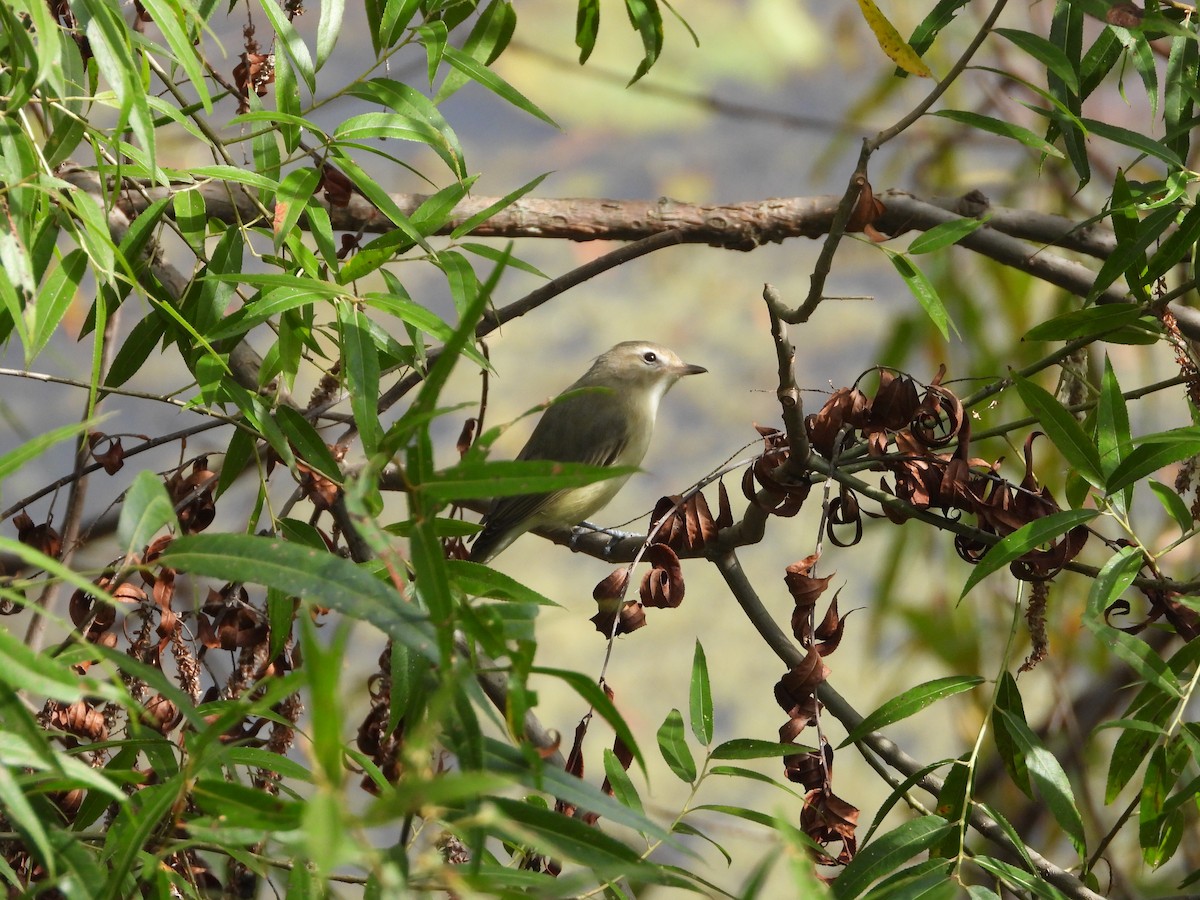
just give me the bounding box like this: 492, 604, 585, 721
854, 0, 934, 78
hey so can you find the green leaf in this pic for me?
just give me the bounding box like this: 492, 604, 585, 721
0, 419, 92, 482
840, 676, 984, 748
576, 0, 600, 63
931, 109, 1065, 158
883, 249, 955, 340
138, 0, 213, 112
483, 796, 650, 877
257, 0, 315, 92
958, 508, 1097, 599
1106, 438, 1200, 495
1013, 374, 1104, 487
1086, 544, 1143, 620
1148, 481, 1193, 534
1097, 355, 1132, 515
1081, 117, 1183, 168
994, 709, 1086, 856
1106, 693, 1173, 803
0, 625, 125, 707
624, 0, 665, 83
315, 0, 344, 69
972, 855, 1070, 899
450, 172, 550, 239
29, 249, 87, 362
831, 816, 951, 900
658, 708, 697, 783
995, 27, 1079, 94
337, 304, 383, 456
417, 459, 637, 503
1090, 203, 1178, 303
533, 667, 645, 775
117, 470, 178, 556
906, 216, 988, 255
1023, 304, 1147, 341
602, 747, 643, 817
160, 534, 437, 659
689, 641, 713, 746
445, 561, 559, 606
275, 406, 343, 481
441, 45, 557, 128
1140, 745, 1187, 867
711, 739, 816, 760
273, 166, 320, 251
1145, 200, 1200, 284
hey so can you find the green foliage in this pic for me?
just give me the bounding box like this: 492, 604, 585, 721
3, 0, 1200, 897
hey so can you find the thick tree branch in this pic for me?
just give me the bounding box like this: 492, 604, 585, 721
87, 175, 1125, 302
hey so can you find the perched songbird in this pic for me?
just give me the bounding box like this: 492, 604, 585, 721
469, 341, 707, 562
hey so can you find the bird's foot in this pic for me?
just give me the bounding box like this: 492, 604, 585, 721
570, 522, 637, 559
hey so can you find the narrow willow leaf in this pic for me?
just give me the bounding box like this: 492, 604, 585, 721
29, 249, 86, 361
257, 0, 315, 92
932, 109, 1064, 158
315, 0, 344, 69
831, 816, 951, 899
160, 534, 436, 659
995, 27, 1079, 94
532, 667, 645, 774
906, 216, 987, 254
1013, 375, 1104, 487
994, 709, 1086, 857
689, 641, 713, 746
883, 249, 955, 340
576, 0, 600, 63
840, 676, 984, 748
1081, 117, 1183, 168
417, 459, 636, 503
0, 419, 92, 482
117, 470, 178, 556
602, 748, 643, 817
1023, 304, 1146, 341
1106, 439, 1200, 494
958, 509, 1097, 599
1148, 481, 1193, 534
337, 305, 382, 456
273, 166, 320, 251
441, 46, 557, 127
658, 709, 697, 783
711, 739, 815, 760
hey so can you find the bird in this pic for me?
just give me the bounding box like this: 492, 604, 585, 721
468, 340, 707, 562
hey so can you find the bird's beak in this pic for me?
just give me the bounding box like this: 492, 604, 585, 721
679, 363, 707, 376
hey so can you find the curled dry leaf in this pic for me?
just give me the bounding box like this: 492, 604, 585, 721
589, 600, 646, 637
784, 749, 827, 790
743, 427, 811, 516
592, 567, 629, 612
650, 492, 719, 553
1106, 2, 1143, 27
804, 367, 1089, 587
844, 179, 887, 243
167, 459, 218, 534
88, 433, 125, 474
456, 417, 478, 457
232, 51, 274, 113
800, 786, 860, 865
319, 164, 354, 208
639, 544, 684, 608
14, 512, 62, 559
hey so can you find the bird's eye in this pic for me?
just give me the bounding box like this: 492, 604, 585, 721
642, 351, 658, 364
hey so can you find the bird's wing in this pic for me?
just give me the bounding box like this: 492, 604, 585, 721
471, 392, 634, 558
